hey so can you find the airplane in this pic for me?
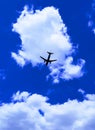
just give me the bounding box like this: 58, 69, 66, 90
40, 52, 57, 66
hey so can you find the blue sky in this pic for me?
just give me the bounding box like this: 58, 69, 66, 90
0, 0, 95, 129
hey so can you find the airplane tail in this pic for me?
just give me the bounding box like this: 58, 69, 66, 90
47, 51, 53, 55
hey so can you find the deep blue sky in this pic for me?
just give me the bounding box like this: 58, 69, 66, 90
0, 0, 95, 105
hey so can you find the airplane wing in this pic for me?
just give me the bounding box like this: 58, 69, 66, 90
49, 59, 57, 62
40, 56, 47, 61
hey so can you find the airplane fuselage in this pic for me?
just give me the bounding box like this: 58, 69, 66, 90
46, 54, 51, 65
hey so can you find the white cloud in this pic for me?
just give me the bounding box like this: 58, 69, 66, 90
78, 89, 85, 94
12, 6, 85, 82
12, 91, 30, 101
0, 91, 95, 130
85, 94, 95, 101
12, 52, 26, 67
88, 0, 95, 34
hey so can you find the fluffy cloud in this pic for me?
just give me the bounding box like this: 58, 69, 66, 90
78, 89, 85, 94
88, 0, 95, 34
0, 91, 95, 130
12, 6, 85, 83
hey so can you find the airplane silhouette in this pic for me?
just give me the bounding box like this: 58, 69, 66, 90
40, 52, 57, 66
